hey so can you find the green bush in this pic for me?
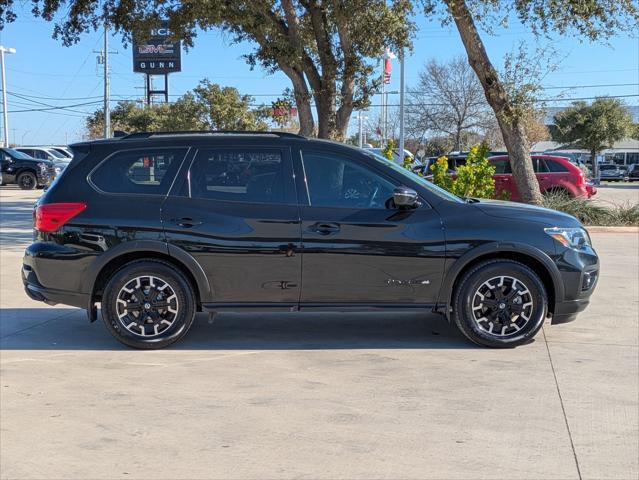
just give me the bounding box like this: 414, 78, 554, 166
382, 139, 394, 162
541, 192, 639, 226
428, 143, 496, 199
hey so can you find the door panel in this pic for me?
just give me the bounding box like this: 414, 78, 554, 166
162, 146, 301, 304
297, 148, 446, 305
300, 206, 445, 304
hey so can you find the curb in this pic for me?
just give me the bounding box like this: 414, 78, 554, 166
586, 226, 639, 233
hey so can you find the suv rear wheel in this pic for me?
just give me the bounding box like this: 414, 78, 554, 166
101, 259, 196, 349
453, 260, 548, 348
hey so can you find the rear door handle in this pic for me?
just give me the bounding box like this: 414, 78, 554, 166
171, 217, 203, 228
309, 222, 340, 235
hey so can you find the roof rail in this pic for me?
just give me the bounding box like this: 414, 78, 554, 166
121, 130, 306, 140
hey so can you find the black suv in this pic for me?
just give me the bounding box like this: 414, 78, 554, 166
0, 147, 56, 189
23, 132, 599, 349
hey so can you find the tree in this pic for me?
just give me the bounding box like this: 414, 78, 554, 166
1, 1, 415, 140
423, 0, 639, 204
192, 80, 268, 131
85, 80, 266, 138
552, 97, 633, 180
408, 56, 487, 151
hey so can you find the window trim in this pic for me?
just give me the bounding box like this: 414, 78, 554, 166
87, 146, 191, 197
172, 145, 298, 206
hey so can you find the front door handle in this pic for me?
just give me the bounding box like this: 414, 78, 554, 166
171, 217, 203, 228
309, 222, 340, 235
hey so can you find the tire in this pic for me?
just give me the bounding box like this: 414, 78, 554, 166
101, 259, 196, 349
17, 171, 37, 190
452, 259, 548, 348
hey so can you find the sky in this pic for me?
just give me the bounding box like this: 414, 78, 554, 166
0, 4, 637, 145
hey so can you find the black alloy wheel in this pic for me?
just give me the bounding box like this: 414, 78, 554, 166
453, 259, 548, 348
17, 171, 37, 190
102, 259, 196, 349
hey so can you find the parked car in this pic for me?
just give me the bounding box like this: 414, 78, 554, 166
489, 155, 596, 200
626, 163, 639, 182
413, 151, 508, 177
366, 147, 417, 167
0, 147, 56, 189
15, 146, 70, 176
23, 131, 599, 349
49, 146, 74, 159
598, 163, 629, 182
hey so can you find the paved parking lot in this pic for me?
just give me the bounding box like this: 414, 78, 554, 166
593, 181, 639, 206
1, 186, 637, 480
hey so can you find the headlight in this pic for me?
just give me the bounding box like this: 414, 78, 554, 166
37, 162, 47, 171
544, 227, 591, 249
54, 167, 61, 174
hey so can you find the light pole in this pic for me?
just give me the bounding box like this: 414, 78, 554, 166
0, 46, 16, 148
398, 50, 405, 165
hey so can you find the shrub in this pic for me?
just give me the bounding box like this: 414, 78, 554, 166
541, 192, 639, 226
382, 139, 394, 162
451, 143, 495, 199
430, 155, 453, 191
428, 143, 496, 199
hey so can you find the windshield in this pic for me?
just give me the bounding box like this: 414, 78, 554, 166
2, 148, 35, 160
43, 148, 66, 159
364, 150, 463, 203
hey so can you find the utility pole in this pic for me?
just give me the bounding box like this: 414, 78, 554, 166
0, 46, 16, 148
398, 50, 405, 164
103, 21, 110, 138
95, 21, 116, 138
380, 61, 385, 147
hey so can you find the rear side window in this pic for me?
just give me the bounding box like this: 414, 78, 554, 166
492, 159, 512, 174
184, 148, 291, 204
542, 159, 570, 173
90, 148, 187, 195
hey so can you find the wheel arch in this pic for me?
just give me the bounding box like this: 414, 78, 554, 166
86, 241, 211, 319
439, 242, 564, 319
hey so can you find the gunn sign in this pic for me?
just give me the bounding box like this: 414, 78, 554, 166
132, 22, 181, 74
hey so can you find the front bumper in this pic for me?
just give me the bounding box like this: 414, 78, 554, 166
551, 245, 599, 324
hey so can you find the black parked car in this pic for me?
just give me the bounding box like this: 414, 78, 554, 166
23, 132, 599, 349
625, 164, 638, 181
0, 147, 56, 189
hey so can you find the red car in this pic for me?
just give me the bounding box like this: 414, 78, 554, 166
489, 155, 596, 201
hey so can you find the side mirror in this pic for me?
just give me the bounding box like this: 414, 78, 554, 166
393, 186, 420, 208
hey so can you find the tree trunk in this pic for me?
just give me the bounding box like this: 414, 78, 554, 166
445, 0, 543, 204
315, 86, 337, 139
591, 149, 599, 185
280, 65, 315, 136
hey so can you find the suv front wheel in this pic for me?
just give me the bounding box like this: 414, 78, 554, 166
453, 259, 548, 348
102, 259, 196, 349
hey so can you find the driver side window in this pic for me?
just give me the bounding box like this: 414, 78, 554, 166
301, 150, 396, 209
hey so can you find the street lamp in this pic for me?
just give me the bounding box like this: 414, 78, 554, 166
0, 46, 16, 148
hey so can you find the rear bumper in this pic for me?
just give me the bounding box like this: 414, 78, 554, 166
22, 263, 89, 309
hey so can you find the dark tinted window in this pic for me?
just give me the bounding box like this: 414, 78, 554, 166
599, 164, 617, 171
186, 149, 288, 204
492, 159, 512, 174
532, 159, 548, 173
301, 150, 396, 208
91, 148, 186, 195
543, 159, 570, 173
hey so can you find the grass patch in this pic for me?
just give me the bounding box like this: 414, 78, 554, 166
541, 193, 639, 226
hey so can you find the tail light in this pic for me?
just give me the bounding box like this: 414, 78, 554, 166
34, 202, 87, 232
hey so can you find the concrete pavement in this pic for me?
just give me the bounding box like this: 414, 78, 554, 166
1, 187, 637, 480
